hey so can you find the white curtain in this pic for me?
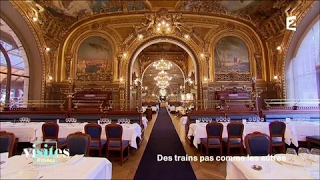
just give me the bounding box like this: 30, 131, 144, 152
286, 20, 320, 100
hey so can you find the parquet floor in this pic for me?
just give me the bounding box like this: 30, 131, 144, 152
112, 111, 227, 179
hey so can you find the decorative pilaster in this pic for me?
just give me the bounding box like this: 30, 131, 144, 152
65, 55, 72, 79
254, 53, 262, 79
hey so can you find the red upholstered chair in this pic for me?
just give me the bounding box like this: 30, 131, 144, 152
269, 121, 286, 153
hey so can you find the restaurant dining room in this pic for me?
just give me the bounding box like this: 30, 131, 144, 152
1, 0, 320, 179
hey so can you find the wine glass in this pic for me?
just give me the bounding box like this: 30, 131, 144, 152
253, 117, 257, 122
249, 117, 253, 122
286, 148, 297, 162
227, 118, 231, 122
310, 148, 320, 164
298, 147, 310, 170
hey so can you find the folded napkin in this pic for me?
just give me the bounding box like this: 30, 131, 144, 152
65, 154, 84, 165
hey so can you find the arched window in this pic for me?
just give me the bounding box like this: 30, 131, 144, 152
0, 18, 29, 106
286, 19, 320, 100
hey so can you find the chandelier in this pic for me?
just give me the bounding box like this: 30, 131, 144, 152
156, 81, 169, 89
153, 59, 172, 71
156, 81, 169, 86
159, 89, 167, 96
154, 70, 172, 82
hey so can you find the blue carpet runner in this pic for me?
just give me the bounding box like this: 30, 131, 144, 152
134, 107, 197, 180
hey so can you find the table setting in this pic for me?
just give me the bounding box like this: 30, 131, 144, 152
226, 147, 320, 179
0, 153, 112, 179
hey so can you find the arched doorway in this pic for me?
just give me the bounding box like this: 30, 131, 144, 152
128, 38, 199, 109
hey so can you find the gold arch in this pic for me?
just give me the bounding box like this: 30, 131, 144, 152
124, 36, 201, 103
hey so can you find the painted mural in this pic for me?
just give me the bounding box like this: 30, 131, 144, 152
214, 36, 249, 73
36, 0, 147, 18
77, 36, 112, 75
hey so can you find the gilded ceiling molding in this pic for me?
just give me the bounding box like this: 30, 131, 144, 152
11, 1, 49, 100
209, 29, 264, 82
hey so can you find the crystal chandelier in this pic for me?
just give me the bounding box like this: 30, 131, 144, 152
156, 81, 169, 89
153, 60, 172, 71
154, 70, 172, 82
156, 81, 169, 86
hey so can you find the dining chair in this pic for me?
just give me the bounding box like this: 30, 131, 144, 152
245, 131, 271, 156
66, 132, 91, 156
84, 123, 106, 156
42, 122, 66, 149
222, 122, 244, 155
105, 123, 130, 165
0, 131, 16, 157
269, 121, 286, 153
200, 122, 223, 156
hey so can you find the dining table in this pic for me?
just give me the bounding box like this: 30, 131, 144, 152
226, 154, 319, 179
0, 154, 112, 179
187, 121, 320, 148
0, 122, 142, 149
0, 122, 43, 142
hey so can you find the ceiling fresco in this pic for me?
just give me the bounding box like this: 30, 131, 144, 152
35, 0, 148, 18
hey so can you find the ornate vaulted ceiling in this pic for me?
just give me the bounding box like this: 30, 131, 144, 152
33, 0, 290, 28
3, 0, 314, 99
138, 42, 185, 94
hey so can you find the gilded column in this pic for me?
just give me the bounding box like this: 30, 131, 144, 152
65, 55, 72, 79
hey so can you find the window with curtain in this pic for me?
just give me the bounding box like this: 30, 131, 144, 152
286, 19, 320, 101
0, 18, 29, 105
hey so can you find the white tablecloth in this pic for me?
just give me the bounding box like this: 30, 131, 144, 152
169, 106, 176, 112
187, 122, 318, 148
0, 155, 112, 179
151, 106, 157, 112
142, 117, 148, 128
1, 122, 142, 149
180, 116, 188, 125
0, 122, 43, 143
100, 123, 142, 149
226, 156, 319, 179
290, 122, 320, 142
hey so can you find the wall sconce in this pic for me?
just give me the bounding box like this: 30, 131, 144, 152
134, 78, 141, 86
67, 76, 73, 84
276, 46, 282, 51
123, 53, 127, 58
200, 53, 205, 58
32, 17, 38, 22
119, 77, 124, 83
252, 76, 257, 83
274, 75, 279, 80
138, 34, 144, 40
184, 34, 190, 39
